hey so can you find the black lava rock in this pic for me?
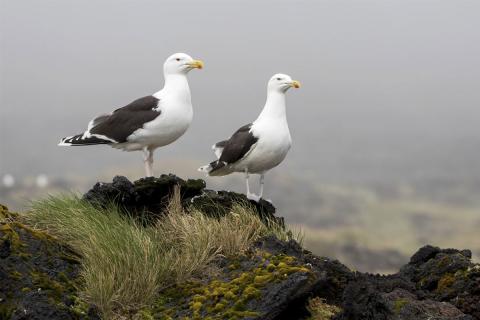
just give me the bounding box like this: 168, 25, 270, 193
253, 236, 352, 319
339, 277, 392, 320
0, 238, 11, 259
333, 244, 479, 320
399, 245, 480, 319
383, 289, 473, 320
83, 174, 281, 226
10, 291, 78, 320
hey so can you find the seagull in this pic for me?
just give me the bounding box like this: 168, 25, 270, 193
199, 74, 300, 201
59, 53, 203, 177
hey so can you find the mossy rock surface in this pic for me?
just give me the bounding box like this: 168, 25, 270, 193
0, 205, 98, 320
336, 245, 479, 320
143, 235, 341, 320
398, 245, 480, 318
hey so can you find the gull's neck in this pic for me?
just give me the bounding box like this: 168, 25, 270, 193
257, 90, 287, 122
154, 73, 191, 104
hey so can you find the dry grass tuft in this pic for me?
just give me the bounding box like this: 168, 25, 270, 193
307, 297, 342, 320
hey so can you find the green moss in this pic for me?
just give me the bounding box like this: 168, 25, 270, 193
191, 294, 206, 303
0, 215, 58, 255
190, 301, 203, 312
17, 252, 32, 260
59, 253, 81, 264
31, 271, 66, 299
243, 285, 260, 299
393, 298, 408, 314
212, 302, 225, 312
70, 296, 90, 317
437, 255, 451, 268
136, 309, 155, 320
58, 271, 69, 282
266, 263, 276, 272
418, 276, 427, 288
30, 269, 78, 302
227, 260, 241, 271
232, 299, 246, 311
0, 223, 23, 250
253, 274, 271, 286
12, 222, 57, 242
0, 204, 18, 221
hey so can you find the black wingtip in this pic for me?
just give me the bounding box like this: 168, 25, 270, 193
58, 134, 112, 146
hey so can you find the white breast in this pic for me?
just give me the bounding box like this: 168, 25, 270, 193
237, 118, 291, 173
127, 92, 193, 149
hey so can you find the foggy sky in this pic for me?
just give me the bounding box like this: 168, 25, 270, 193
1, 0, 480, 184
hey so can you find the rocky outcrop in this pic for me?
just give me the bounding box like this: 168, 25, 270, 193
399, 245, 480, 319
83, 175, 281, 226
142, 239, 478, 320
333, 245, 479, 320
1, 174, 479, 320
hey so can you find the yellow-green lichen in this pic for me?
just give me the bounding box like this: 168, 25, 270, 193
393, 298, 408, 314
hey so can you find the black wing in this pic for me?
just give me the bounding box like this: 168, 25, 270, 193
214, 140, 228, 149
218, 124, 258, 164
90, 96, 160, 143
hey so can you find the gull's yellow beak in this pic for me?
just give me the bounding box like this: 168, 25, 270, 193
187, 59, 204, 69
291, 80, 301, 89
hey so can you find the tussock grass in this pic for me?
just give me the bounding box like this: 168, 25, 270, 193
29, 196, 166, 318
28, 187, 299, 318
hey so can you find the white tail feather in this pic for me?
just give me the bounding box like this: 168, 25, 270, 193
58, 136, 74, 146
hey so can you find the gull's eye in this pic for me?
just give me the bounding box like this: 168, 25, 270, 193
176, 58, 181, 61
277, 77, 282, 81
